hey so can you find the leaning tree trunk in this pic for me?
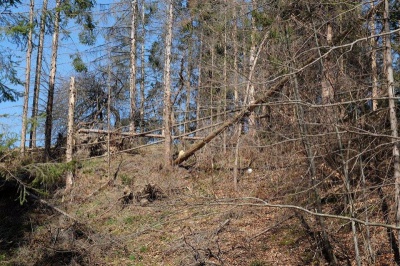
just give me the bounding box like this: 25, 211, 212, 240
20, 0, 34, 153
44, 0, 61, 160
174, 55, 316, 166
29, 0, 48, 148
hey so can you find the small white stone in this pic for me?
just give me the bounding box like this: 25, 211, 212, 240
246, 168, 253, 174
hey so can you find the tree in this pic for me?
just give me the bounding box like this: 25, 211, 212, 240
384, 0, 400, 261
0, 0, 23, 103
20, 0, 34, 153
44, 0, 62, 160
163, 0, 174, 169
29, 0, 48, 148
44, 0, 96, 158
129, 0, 137, 133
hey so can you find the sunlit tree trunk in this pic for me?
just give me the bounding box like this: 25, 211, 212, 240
184, 51, 192, 137
139, 0, 145, 132
195, 30, 203, 136
321, 22, 334, 106
29, 0, 48, 148
163, 0, 174, 169
369, 1, 378, 111
20, 0, 34, 153
129, 0, 137, 133
65, 77, 76, 191
384, 0, 400, 259
44, 0, 61, 160
247, 0, 257, 137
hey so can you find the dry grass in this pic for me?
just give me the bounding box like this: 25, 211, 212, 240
0, 143, 397, 265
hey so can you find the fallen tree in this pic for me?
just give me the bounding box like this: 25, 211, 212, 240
174, 76, 290, 165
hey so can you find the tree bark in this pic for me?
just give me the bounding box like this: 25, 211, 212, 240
29, 0, 48, 148
20, 0, 34, 153
44, 0, 61, 160
291, 67, 337, 265
174, 54, 316, 166
129, 0, 137, 133
139, 0, 145, 132
163, 0, 174, 169
246, 0, 257, 137
196, 29, 203, 136
65, 77, 76, 191
384, 0, 400, 261
369, 1, 378, 111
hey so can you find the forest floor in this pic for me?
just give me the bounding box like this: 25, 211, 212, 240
0, 143, 394, 265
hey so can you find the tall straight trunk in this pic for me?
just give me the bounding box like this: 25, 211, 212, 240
222, 0, 227, 153
163, 0, 174, 169
247, 0, 257, 137
335, 127, 361, 265
196, 30, 203, 136
321, 22, 334, 106
292, 73, 337, 265
369, 1, 378, 111
29, 0, 48, 148
20, 0, 34, 153
384, 0, 400, 260
107, 49, 112, 179
287, 22, 337, 263
129, 0, 137, 133
185, 50, 192, 136
210, 44, 214, 127
65, 77, 76, 191
233, 10, 239, 106
44, 0, 61, 160
359, 143, 375, 263
139, 0, 145, 132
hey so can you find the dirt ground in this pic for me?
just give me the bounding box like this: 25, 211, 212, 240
0, 144, 395, 265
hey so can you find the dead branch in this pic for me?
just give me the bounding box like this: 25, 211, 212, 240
212, 197, 400, 230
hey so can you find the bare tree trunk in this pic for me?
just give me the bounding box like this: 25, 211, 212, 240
20, 0, 34, 153
29, 0, 48, 148
222, 0, 227, 153
210, 44, 214, 127
369, 1, 378, 111
174, 55, 316, 165
184, 50, 192, 138
139, 0, 145, 132
321, 23, 334, 105
247, 0, 257, 137
44, 0, 61, 160
384, 0, 400, 260
195, 30, 203, 136
359, 143, 375, 263
163, 0, 174, 169
129, 0, 137, 133
107, 49, 112, 180
65, 77, 76, 191
286, 21, 337, 262
233, 9, 239, 107
292, 70, 337, 265
335, 127, 361, 265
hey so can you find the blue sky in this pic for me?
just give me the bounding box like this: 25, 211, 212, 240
0, 0, 115, 146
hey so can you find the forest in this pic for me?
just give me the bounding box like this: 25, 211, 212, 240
1, 0, 400, 265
